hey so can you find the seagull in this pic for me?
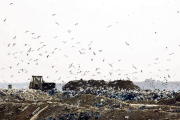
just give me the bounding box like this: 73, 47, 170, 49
10, 3, 13, 5
132, 66, 137, 69
93, 52, 96, 55
169, 53, 174, 55
67, 30, 71, 33
52, 66, 54, 68
109, 63, 113, 67
103, 59, 105, 62
107, 25, 112, 28
37, 36, 41, 39
27, 48, 31, 52
25, 31, 29, 33
125, 42, 129, 45
96, 68, 100, 71
168, 75, 170, 78
75, 23, 78, 25
52, 14, 56, 16
31, 33, 35, 35
98, 50, 102, 52
12, 43, 16, 47
69, 63, 73, 68
79, 51, 83, 54
118, 59, 121, 62
13, 36, 16, 39
4, 19, 6, 22
8, 44, 10, 47
47, 55, 49, 58
55, 22, 59, 25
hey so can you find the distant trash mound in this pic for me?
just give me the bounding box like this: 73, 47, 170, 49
158, 95, 180, 105
62, 79, 140, 91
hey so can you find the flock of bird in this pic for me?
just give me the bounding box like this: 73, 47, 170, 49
1, 2, 180, 90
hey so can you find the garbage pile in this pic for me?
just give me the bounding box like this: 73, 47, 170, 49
60, 85, 180, 105
62, 79, 140, 91
0, 88, 56, 102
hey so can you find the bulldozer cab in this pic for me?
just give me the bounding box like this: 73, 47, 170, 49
32, 76, 43, 83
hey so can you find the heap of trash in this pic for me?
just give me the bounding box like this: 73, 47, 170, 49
62, 79, 140, 91
0, 88, 58, 102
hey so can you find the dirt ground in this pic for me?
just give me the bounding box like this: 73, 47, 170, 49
1, 94, 180, 120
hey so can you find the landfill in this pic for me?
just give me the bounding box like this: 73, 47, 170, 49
1, 80, 180, 120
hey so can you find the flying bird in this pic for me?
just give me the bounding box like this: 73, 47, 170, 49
67, 30, 71, 33
4, 19, 6, 22
109, 63, 113, 67
52, 14, 56, 16
13, 36, 16, 39
12, 43, 16, 47
125, 42, 129, 45
55, 22, 59, 25
93, 52, 96, 55
10, 3, 13, 5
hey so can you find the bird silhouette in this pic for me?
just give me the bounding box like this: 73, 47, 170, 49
4, 19, 6, 22
12, 43, 16, 47
55, 22, 59, 25
109, 63, 113, 67
67, 30, 71, 33
13, 36, 16, 39
10, 3, 13, 5
125, 42, 129, 45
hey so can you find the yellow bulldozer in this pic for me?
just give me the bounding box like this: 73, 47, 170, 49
29, 76, 56, 91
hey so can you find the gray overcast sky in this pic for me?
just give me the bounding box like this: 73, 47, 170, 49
0, 0, 180, 83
